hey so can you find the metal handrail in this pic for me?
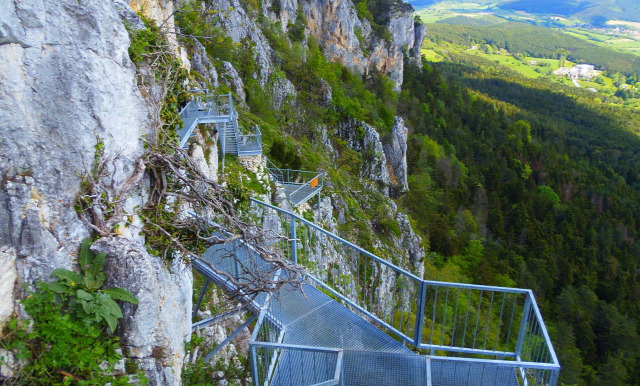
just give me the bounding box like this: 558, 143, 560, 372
264, 158, 321, 185
250, 342, 343, 386
250, 198, 560, 383
288, 173, 323, 203
252, 198, 422, 281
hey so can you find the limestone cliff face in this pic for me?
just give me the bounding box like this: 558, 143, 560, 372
0, 0, 190, 383
337, 119, 391, 196
228, 0, 426, 90
303, 0, 425, 89
384, 116, 410, 195
207, 0, 275, 84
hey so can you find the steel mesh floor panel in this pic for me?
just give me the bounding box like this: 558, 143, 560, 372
199, 238, 527, 386
431, 360, 519, 386
341, 351, 426, 385
269, 282, 333, 326
283, 294, 413, 353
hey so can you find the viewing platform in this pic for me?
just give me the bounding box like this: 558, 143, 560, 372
266, 158, 323, 207
190, 199, 560, 385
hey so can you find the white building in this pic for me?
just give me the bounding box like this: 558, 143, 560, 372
569, 64, 596, 79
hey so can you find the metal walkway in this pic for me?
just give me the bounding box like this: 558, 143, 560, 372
178, 92, 324, 208
178, 91, 262, 156
266, 158, 323, 207
189, 199, 559, 385
177, 94, 559, 385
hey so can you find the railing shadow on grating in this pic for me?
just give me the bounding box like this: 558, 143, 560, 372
250, 198, 560, 385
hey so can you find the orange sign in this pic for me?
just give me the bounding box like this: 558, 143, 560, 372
310, 177, 319, 188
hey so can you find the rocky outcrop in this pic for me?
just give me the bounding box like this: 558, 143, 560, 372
383, 116, 410, 195
278, 0, 300, 32
207, 0, 275, 84
269, 75, 297, 110
91, 237, 192, 385
388, 3, 426, 61
190, 40, 220, 89
302, 0, 425, 89
337, 119, 391, 196
395, 212, 425, 277
220, 61, 247, 103
303, 0, 367, 73
413, 23, 427, 61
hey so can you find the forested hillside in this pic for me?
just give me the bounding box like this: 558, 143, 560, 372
401, 54, 640, 383
412, 0, 640, 23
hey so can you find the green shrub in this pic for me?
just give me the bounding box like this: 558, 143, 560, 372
269, 139, 302, 170
0, 238, 139, 384
127, 16, 163, 64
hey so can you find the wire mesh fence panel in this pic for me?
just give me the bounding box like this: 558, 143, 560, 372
419, 284, 528, 357
251, 343, 341, 386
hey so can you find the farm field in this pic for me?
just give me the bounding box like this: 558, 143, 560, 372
564, 28, 640, 56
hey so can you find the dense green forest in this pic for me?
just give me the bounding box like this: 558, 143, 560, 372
400, 53, 640, 384
427, 22, 640, 77
177, 1, 640, 383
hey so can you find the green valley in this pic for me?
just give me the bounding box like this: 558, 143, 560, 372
419, 21, 640, 108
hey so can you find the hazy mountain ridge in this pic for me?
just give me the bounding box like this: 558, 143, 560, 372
412, 0, 640, 23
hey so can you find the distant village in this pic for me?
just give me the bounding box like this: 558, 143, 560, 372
554, 64, 599, 79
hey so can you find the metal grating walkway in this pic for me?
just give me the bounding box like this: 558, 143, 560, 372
179, 94, 558, 385
282, 184, 322, 207
197, 243, 521, 385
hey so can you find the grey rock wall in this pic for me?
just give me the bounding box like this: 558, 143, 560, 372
91, 238, 192, 385
190, 39, 220, 89
303, 0, 368, 74
207, 0, 275, 84
0, 0, 148, 303
337, 119, 391, 196
302, 0, 425, 90
383, 116, 410, 195
0, 0, 191, 383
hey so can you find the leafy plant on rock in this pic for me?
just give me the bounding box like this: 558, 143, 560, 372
49, 238, 139, 333
0, 238, 140, 384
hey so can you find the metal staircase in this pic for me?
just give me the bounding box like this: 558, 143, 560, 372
177, 91, 262, 160
178, 91, 323, 207
223, 120, 238, 154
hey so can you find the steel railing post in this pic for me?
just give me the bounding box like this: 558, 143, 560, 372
193, 279, 210, 319
516, 295, 532, 361
318, 191, 322, 221
414, 281, 428, 346
250, 345, 259, 386
290, 214, 298, 264
550, 367, 559, 386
